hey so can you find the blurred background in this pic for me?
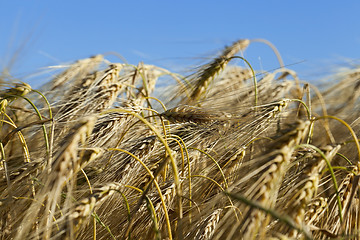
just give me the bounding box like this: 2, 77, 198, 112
1, 0, 359, 87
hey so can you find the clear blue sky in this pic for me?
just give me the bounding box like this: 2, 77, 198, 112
1, 1, 359, 86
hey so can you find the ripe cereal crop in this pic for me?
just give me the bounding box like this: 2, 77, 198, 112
1, 39, 360, 239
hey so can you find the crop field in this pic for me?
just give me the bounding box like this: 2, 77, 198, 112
1, 39, 360, 239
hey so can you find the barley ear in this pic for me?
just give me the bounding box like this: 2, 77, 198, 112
187, 39, 250, 102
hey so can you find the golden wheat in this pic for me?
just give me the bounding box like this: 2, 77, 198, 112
2, 39, 360, 240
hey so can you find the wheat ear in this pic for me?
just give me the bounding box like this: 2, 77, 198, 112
187, 39, 250, 102
286, 145, 340, 238
241, 120, 310, 239
14, 116, 96, 240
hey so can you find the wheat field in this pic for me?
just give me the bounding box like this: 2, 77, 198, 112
1, 39, 360, 239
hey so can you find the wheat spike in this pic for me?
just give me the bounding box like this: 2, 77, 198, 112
304, 197, 328, 227
324, 166, 359, 236
56, 63, 125, 120
49, 55, 104, 91
285, 145, 340, 238
14, 116, 96, 240
67, 183, 123, 236
196, 209, 223, 240
240, 120, 310, 239
186, 39, 250, 102
161, 105, 232, 125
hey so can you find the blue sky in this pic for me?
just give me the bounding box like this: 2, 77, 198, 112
1, 1, 359, 86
